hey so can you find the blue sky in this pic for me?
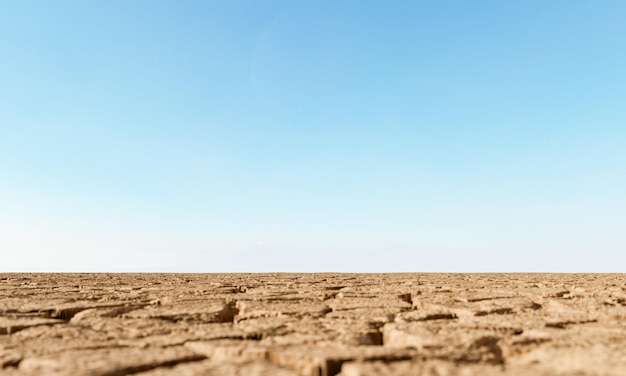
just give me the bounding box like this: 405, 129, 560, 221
1, 1, 625, 271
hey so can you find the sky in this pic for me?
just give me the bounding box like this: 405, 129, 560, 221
1, 1, 625, 272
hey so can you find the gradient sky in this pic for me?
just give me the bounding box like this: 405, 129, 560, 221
1, 1, 625, 272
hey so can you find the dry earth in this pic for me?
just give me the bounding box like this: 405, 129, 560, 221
1, 273, 625, 375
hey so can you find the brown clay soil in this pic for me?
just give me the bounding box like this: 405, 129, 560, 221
1, 273, 625, 375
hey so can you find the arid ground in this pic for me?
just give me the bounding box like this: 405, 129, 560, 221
1, 273, 625, 375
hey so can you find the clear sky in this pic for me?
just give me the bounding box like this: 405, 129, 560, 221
1, 1, 625, 272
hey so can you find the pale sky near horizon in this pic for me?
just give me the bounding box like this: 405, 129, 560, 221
1, 1, 625, 272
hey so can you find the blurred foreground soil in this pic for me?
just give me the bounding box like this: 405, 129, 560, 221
1, 273, 625, 375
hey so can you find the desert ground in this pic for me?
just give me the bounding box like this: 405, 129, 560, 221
1, 273, 625, 375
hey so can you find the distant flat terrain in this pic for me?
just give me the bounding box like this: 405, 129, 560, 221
1, 273, 625, 375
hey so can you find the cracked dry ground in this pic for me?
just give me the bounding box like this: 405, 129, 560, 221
1, 274, 625, 376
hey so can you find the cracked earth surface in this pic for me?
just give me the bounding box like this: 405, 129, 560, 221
1, 273, 625, 375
